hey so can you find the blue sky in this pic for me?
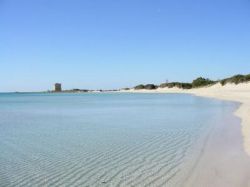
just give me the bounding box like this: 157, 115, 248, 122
1, 0, 250, 91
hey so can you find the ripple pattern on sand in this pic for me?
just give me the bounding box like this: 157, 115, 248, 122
0, 93, 231, 186
0, 127, 199, 187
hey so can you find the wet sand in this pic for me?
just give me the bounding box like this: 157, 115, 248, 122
120, 82, 250, 186
185, 103, 250, 187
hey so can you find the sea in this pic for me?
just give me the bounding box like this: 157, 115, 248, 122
0, 93, 239, 187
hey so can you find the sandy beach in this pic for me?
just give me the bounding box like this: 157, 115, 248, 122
121, 82, 250, 186
121, 83, 250, 155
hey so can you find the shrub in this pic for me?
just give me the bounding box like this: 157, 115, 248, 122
231, 75, 245, 84
245, 74, 250, 81
159, 82, 192, 89
134, 84, 145, 90
220, 79, 227, 86
192, 77, 215, 88
166, 82, 176, 88
144, 84, 158, 90
220, 74, 250, 86
181, 83, 192, 89
159, 83, 168, 88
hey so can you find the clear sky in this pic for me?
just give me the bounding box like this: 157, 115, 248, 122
1, 0, 250, 92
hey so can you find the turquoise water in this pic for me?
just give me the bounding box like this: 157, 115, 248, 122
0, 93, 238, 186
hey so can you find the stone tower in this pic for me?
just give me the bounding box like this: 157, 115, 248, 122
54, 83, 62, 92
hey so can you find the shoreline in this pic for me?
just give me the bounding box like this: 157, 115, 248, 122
1, 85, 249, 185
185, 101, 250, 187
120, 82, 250, 186
120, 82, 250, 157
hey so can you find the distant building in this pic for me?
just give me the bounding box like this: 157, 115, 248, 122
54, 83, 62, 92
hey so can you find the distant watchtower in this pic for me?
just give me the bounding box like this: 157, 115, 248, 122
54, 83, 62, 92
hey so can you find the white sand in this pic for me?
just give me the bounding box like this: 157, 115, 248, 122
120, 82, 250, 186
121, 82, 250, 157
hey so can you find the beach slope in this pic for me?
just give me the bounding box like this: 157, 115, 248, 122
121, 82, 250, 186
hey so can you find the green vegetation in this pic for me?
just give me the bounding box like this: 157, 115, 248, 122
192, 77, 216, 88
134, 84, 158, 90
134, 84, 145, 90
220, 74, 250, 86
160, 78, 216, 89
133, 73, 250, 90
160, 82, 192, 89
180, 83, 193, 89
144, 84, 158, 90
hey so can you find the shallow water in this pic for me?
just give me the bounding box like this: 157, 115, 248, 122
0, 93, 238, 187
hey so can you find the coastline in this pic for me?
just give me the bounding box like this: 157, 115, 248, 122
1, 85, 250, 186
120, 82, 250, 186
189, 83, 250, 157
120, 82, 250, 157
184, 101, 250, 187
